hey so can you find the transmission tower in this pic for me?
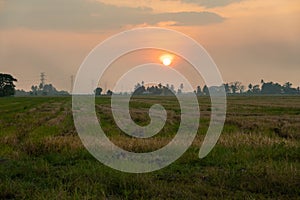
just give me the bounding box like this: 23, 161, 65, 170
40, 72, 46, 87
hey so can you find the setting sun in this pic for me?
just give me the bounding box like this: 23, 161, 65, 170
160, 54, 174, 66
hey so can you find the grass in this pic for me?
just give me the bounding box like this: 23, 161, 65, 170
0, 96, 299, 199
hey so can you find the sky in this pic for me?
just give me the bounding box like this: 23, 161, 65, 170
0, 0, 299, 92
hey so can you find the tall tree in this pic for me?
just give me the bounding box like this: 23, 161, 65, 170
107, 90, 113, 96
94, 87, 103, 96
248, 84, 253, 93
180, 83, 184, 91
223, 83, 230, 94
196, 86, 202, 96
230, 81, 242, 94
203, 85, 209, 96
0, 73, 17, 97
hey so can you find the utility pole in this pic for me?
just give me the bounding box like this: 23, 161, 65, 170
70, 75, 74, 94
104, 82, 107, 93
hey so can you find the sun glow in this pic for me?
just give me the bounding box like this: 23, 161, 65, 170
160, 54, 174, 66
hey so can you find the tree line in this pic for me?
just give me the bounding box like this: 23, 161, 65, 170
1, 73, 299, 97
95, 80, 300, 96
0, 73, 68, 97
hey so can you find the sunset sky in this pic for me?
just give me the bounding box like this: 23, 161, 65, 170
0, 0, 299, 92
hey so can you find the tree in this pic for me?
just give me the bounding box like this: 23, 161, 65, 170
203, 85, 209, 96
133, 85, 146, 95
31, 85, 38, 95
283, 82, 297, 94
196, 86, 202, 96
223, 83, 230, 94
134, 83, 141, 90
42, 84, 56, 95
261, 82, 282, 94
0, 73, 17, 97
230, 81, 242, 94
30, 83, 68, 96
39, 83, 44, 90
240, 85, 245, 94
252, 85, 260, 94
248, 84, 253, 93
180, 83, 184, 91
107, 90, 113, 96
95, 87, 103, 96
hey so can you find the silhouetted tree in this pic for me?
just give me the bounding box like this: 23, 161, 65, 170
39, 83, 43, 90
107, 90, 113, 96
248, 84, 253, 93
196, 86, 202, 96
223, 83, 230, 94
180, 83, 184, 91
203, 85, 209, 96
31, 85, 38, 95
134, 83, 142, 90
252, 85, 260, 94
43, 84, 55, 95
0, 73, 17, 97
230, 81, 242, 94
133, 82, 146, 95
283, 82, 297, 94
261, 82, 282, 94
240, 85, 245, 94
30, 83, 68, 96
95, 87, 103, 96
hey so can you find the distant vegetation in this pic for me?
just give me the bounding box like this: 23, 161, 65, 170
0, 73, 69, 97
1, 72, 300, 97
95, 80, 300, 96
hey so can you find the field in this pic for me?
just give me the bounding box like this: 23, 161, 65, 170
0, 96, 299, 199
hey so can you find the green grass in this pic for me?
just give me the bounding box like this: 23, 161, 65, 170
0, 96, 299, 199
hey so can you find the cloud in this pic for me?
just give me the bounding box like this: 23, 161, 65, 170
0, 0, 224, 31
164, 0, 246, 8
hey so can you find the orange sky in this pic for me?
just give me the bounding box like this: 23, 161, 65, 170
0, 0, 299, 92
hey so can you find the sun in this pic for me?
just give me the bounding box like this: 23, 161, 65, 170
163, 57, 172, 66
160, 54, 174, 66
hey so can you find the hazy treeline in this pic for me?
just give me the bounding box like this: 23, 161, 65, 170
15, 84, 69, 96
0, 73, 68, 97
95, 80, 300, 96
1, 73, 299, 97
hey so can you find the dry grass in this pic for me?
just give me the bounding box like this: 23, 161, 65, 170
0, 96, 299, 199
